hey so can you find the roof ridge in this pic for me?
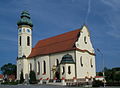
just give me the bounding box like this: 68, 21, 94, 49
38, 29, 80, 42
35, 37, 77, 48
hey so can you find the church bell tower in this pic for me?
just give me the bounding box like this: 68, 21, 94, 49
17, 11, 33, 58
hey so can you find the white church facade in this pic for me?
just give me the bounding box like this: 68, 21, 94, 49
17, 11, 96, 83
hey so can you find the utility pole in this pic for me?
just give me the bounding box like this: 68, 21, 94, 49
97, 49, 105, 87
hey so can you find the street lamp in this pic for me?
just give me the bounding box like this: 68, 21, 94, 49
96, 48, 105, 87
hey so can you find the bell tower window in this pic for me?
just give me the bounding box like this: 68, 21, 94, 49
27, 36, 30, 46
20, 36, 21, 46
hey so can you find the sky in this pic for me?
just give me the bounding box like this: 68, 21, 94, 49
0, 0, 120, 72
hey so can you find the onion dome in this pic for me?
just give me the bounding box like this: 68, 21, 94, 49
60, 54, 75, 64
17, 11, 33, 27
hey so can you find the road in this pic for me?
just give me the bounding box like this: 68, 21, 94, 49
0, 85, 120, 88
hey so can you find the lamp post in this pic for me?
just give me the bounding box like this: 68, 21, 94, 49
97, 49, 105, 87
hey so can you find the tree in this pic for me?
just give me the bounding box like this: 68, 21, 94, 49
114, 72, 120, 82
0, 63, 17, 78
29, 70, 37, 84
20, 71, 24, 83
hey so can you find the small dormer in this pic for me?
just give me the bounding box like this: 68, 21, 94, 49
60, 54, 75, 79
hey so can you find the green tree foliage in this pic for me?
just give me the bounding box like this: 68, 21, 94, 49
29, 70, 37, 84
98, 67, 120, 82
0, 63, 17, 78
92, 80, 104, 87
20, 71, 24, 83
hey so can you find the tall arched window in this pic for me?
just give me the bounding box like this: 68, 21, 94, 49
38, 62, 40, 74
68, 66, 71, 74
56, 59, 59, 66
29, 63, 32, 71
27, 36, 30, 46
20, 36, 21, 46
80, 56, 83, 67
90, 58, 93, 68
84, 36, 87, 44
62, 66, 65, 75
43, 61, 46, 74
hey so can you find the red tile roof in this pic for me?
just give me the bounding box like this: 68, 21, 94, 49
28, 28, 95, 58
0, 74, 3, 79
95, 76, 104, 78
8, 75, 15, 80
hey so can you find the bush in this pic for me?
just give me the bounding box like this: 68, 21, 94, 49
29, 70, 37, 84
92, 80, 104, 87
1, 81, 18, 85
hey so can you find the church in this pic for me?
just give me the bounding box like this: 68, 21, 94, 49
17, 11, 96, 84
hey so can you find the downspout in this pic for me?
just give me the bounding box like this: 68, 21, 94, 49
74, 50, 77, 78
49, 54, 51, 80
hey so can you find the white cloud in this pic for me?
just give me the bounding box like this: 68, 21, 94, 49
106, 15, 120, 38
0, 34, 17, 42
107, 30, 120, 38
100, 0, 120, 38
101, 0, 120, 10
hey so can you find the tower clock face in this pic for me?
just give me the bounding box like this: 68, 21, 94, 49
27, 29, 30, 33
19, 29, 22, 33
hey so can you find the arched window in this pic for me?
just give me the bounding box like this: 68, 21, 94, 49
56, 59, 59, 66
84, 36, 87, 44
38, 62, 40, 74
80, 56, 83, 67
20, 36, 21, 46
90, 58, 93, 68
29, 63, 32, 71
43, 61, 46, 74
27, 36, 30, 46
68, 66, 71, 74
62, 66, 65, 75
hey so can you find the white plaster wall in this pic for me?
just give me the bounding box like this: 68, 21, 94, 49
75, 26, 96, 79
28, 58, 35, 72
60, 64, 75, 79
60, 65, 66, 79
37, 55, 50, 80
26, 51, 75, 80
17, 58, 29, 80
75, 26, 94, 53
17, 59, 23, 80
76, 50, 96, 78
29, 55, 50, 80
49, 51, 75, 79
65, 64, 75, 79
23, 59, 29, 78
18, 27, 32, 58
